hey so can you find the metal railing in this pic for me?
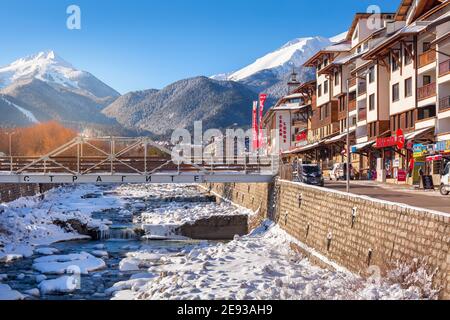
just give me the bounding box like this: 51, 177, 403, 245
358, 108, 367, 121
439, 96, 450, 112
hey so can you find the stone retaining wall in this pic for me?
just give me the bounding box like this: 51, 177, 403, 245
0, 184, 56, 203
206, 180, 450, 299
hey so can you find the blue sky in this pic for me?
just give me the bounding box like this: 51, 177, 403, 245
0, 0, 399, 93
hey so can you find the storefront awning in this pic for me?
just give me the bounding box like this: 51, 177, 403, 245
324, 130, 355, 144
351, 140, 375, 153
404, 126, 434, 141
283, 141, 324, 155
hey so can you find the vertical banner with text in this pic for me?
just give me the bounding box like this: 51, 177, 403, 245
258, 93, 268, 149
252, 101, 259, 150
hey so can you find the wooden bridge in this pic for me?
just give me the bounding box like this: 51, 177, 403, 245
0, 136, 278, 184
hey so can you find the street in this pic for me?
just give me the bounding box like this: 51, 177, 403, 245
324, 180, 450, 214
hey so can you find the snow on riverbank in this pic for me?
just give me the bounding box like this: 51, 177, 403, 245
109, 222, 430, 300
0, 185, 122, 261
114, 184, 252, 239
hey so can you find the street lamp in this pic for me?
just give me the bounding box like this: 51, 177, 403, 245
5, 130, 16, 173
346, 70, 369, 193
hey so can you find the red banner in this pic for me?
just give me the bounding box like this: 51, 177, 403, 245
258, 93, 268, 149
252, 101, 258, 150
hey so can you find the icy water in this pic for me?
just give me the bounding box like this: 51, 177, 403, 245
0, 238, 200, 300
0, 185, 217, 300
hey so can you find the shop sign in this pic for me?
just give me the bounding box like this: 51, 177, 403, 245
435, 140, 450, 154
376, 129, 404, 149
393, 159, 400, 168
413, 144, 427, 159
397, 170, 407, 182
296, 131, 307, 142
426, 155, 443, 162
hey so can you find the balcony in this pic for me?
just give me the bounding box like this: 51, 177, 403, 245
358, 83, 367, 96
417, 82, 436, 101
358, 108, 367, 121
418, 50, 436, 68
439, 59, 450, 77
440, 96, 450, 112
348, 99, 356, 112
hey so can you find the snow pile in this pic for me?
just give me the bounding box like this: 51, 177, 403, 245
108, 222, 427, 300
0, 185, 121, 261
0, 284, 24, 300
39, 276, 78, 295
32, 252, 106, 275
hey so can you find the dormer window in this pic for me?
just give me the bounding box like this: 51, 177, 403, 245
353, 29, 358, 40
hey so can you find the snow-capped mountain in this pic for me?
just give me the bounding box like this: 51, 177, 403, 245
0, 50, 120, 100
0, 51, 122, 129
227, 37, 331, 82
211, 32, 347, 97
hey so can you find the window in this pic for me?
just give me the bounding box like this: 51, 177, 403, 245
392, 83, 400, 102
368, 66, 375, 83
405, 78, 412, 97
363, 42, 369, 50
353, 29, 358, 40
392, 53, 399, 72
423, 75, 432, 86
318, 62, 322, 70
409, 110, 414, 128
324, 80, 329, 94
404, 44, 413, 65
423, 42, 431, 52
418, 105, 436, 120
369, 94, 375, 111
319, 106, 323, 120
323, 58, 328, 67
318, 84, 322, 97
334, 71, 340, 86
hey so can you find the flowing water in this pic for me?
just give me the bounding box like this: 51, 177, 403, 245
0, 186, 216, 300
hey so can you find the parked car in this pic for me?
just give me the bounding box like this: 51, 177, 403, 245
294, 164, 324, 187
329, 163, 355, 181
440, 162, 450, 196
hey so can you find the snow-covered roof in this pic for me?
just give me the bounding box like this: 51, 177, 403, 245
324, 130, 355, 144
351, 140, 375, 153
273, 104, 308, 111
282, 93, 304, 100
404, 126, 434, 140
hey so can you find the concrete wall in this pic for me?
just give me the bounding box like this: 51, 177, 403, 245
0, 184, 55, 203
207, 180, 450, 299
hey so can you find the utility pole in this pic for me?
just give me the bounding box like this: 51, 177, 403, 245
346, 79, 351, 193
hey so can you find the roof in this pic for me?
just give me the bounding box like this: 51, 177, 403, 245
303, 41, 352, 67
404, 126, 435, 140
363, 21, 431, 59
346, 13, 396, 41
395, 0, 414, 21
273, 104, 309, 112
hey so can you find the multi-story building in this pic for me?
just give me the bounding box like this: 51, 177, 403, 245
265, 0, 449, 184
362, 0, 449, 184
263, 74, 315, 156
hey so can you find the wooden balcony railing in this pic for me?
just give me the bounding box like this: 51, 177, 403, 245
417, 82, 436, 101
439, 59, 450, 77
418, 50, 436, 68
349, 77, 357, 87
348, 99, 356, 111
358, 108, 367, 121
440, 96, 450, 112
